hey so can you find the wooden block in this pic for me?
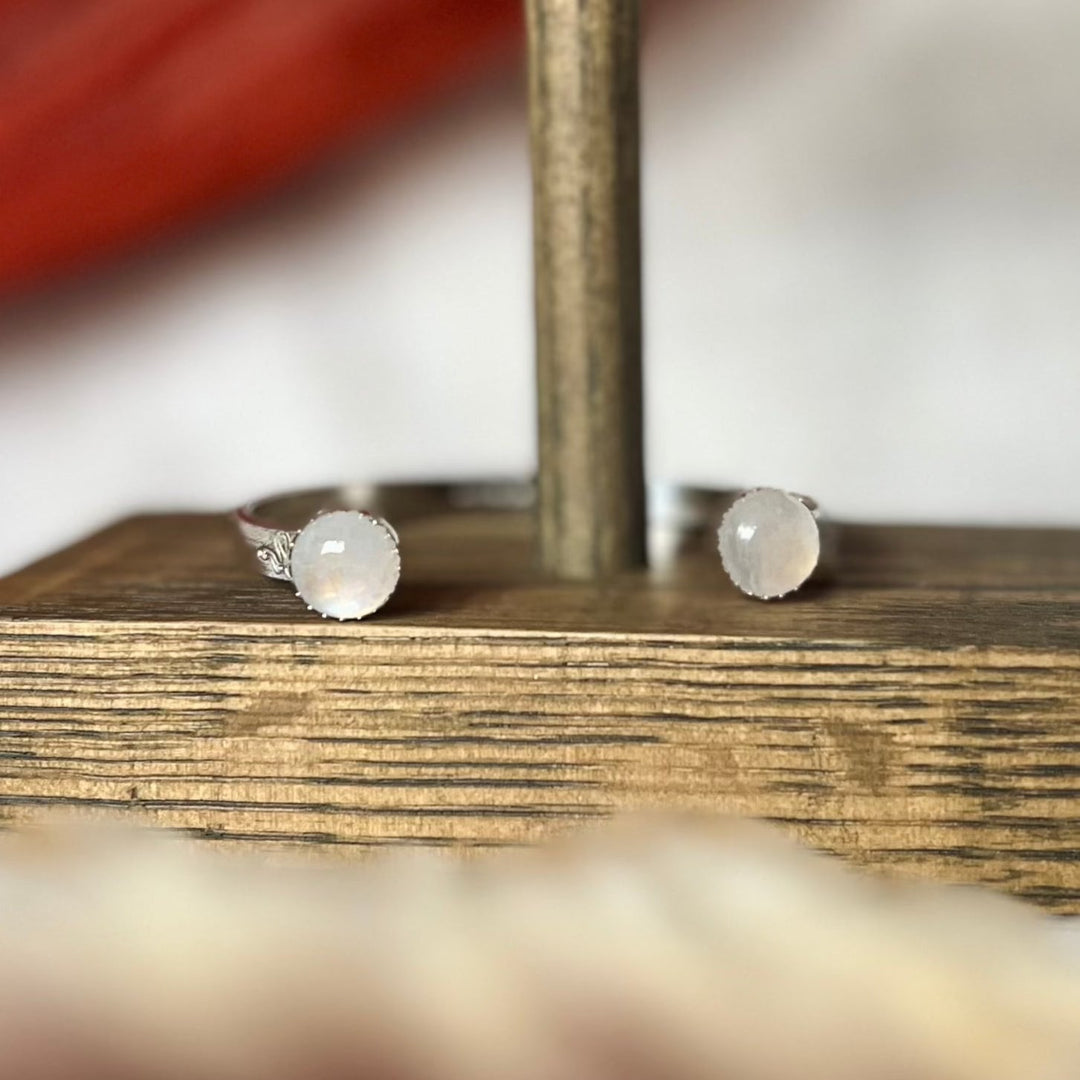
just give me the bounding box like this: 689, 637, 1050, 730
1, 509, 1078, 910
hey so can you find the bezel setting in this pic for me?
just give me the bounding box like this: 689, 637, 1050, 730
288, 510, 401, 621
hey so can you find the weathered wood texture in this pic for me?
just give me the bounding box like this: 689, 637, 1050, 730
1, 510, 1079, 910
528, 0, 646, 579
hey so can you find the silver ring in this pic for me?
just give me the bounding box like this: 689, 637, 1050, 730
235, 482, 534, 620
717, 488, 826, 600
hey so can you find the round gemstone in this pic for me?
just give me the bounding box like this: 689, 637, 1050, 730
717, 489, 820, 600
290, 510, 400, 620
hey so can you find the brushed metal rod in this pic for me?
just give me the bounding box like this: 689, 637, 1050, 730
526, 0, 646, 580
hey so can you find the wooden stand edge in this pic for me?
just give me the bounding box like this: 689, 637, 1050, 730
1, 508, 1078, 911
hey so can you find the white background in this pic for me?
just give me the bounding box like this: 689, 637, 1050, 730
1, 0, 1078, 574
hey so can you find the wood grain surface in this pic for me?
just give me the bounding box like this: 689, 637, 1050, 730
1, 509, 1079, 910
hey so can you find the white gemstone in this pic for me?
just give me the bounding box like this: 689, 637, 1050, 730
290, 511, 400, 620
718, 489, 820, 600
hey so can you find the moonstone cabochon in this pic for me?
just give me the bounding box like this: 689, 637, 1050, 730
717, 489, 820, 600
290, 511, 400, 620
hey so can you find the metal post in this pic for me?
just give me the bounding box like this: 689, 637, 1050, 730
526, 0, 646, 580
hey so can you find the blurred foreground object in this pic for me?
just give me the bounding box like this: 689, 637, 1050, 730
0, 816, 1076, 1080
0, 0, 520, 295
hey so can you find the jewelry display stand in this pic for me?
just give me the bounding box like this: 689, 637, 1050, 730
1, 1, 1077, 911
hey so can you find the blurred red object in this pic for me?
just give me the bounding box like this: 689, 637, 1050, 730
0, 0, 521, 295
